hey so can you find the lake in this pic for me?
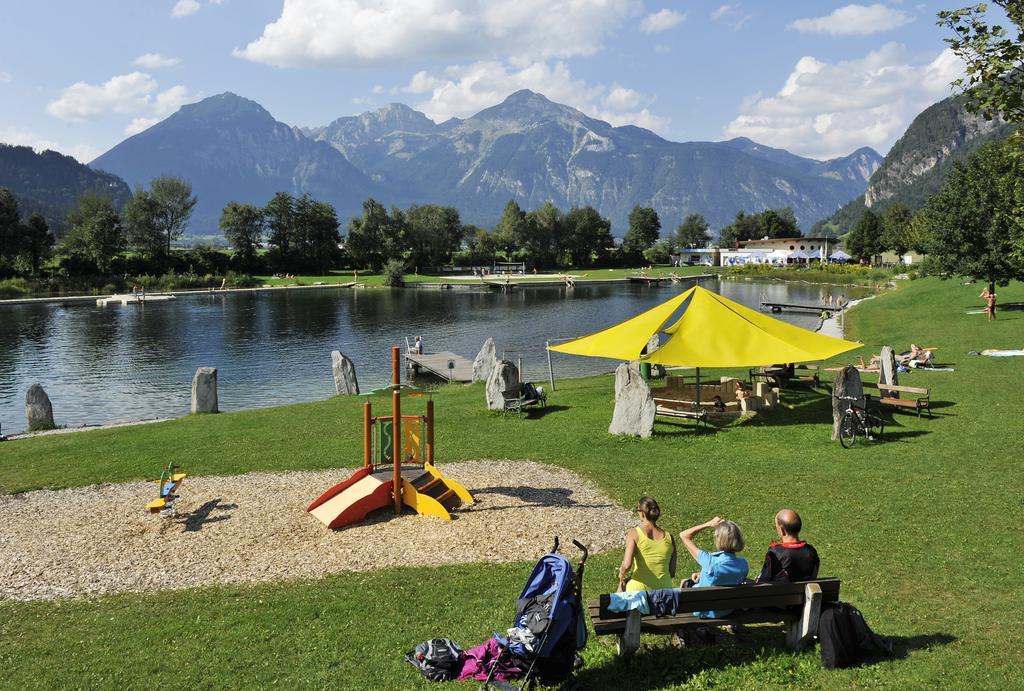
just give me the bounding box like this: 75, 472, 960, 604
0, 279, 868, 431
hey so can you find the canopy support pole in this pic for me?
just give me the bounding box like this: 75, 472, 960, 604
696, 367, 701, 409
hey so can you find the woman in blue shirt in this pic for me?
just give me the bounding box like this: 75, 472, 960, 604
679, 516, 749, 618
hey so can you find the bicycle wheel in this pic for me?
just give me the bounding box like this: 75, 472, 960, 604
870, 414, 884, 441
839, 411, 857, 448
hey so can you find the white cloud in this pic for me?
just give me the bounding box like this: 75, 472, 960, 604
640, 9, 685, 33
134, 53, 182, 69
125, 118, 160, 135
0, 71, 11, 83
0, 126, 99, 163
789, 3, 914, 35
710, 3, 753, 29
46, 72, 196, 128
172, 0, 200, 17
723, 44, 965, 158
235, 0, 639, 68
401, 59, 669, 134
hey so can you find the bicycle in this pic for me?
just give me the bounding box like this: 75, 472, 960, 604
834, 394, 884, 448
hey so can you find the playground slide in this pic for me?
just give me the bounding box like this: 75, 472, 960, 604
308, 471, 394, 529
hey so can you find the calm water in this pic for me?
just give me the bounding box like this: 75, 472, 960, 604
0, 280, 866, 431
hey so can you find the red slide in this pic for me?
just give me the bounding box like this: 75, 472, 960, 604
308, 468, 394, 529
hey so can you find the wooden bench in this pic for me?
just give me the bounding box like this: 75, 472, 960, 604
750, 365, 820, 388
501, 383, 547, 416
589, 578, 840, 658
863, 382, 932, 418
653, 399, 709, 429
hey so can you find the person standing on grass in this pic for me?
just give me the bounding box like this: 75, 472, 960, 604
756, 509, 819, 583
980, 287, 997, 321
679, 517, 748, 618
618, 496, 676, 592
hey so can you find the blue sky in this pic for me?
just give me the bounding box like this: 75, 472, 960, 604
0, 1, 985, 163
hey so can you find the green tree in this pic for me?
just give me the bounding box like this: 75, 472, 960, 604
520, 201, 562, 268
293, 194, 341, 275
150, 176, 197, 258
0, 188, 22, 273
123, 188, 163, 262
405, 204, 463, 269
347, 198, 400, 271
924, 140, 1024, 292
123, 176, 197, 266
845, 209, 885, 263
62, 191, 123, 273
19, 214, 53, 275
718, 211, 760, 247
622, 205, 660, 259
219, 202, 264, 272
759, 207, 800, 238
881, 202, 914, 256
492, 200, 529, 259
461, 226, 497, 266
906, 209, 934, 254
643, 239, 674, 265
561, 206, 613, 267
264, 192, 296, 257
675, 213, 711, 248
939, 2, 1024, 125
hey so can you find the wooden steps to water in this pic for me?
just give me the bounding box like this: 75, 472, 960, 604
96, 294, 177, 307
405, 351, 474, 382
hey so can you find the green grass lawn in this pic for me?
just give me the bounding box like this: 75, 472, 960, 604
1, 278, 1022, 688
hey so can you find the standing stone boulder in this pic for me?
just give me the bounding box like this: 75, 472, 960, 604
25, 384, 55, 431
608, 362, 656, 438
191, 367, 219, 414
331, 351, 360, 395
879, 345, 899, 389
486, 360, 520, 411
831, 365, 864, 439
473, 338, 498, 382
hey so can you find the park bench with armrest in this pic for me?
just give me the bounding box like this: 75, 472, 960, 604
749, 365, 820, 388
653, 398, 710, 428
862, 382, 932, 418
589, 578, 840, 658
501, 383, 547, 416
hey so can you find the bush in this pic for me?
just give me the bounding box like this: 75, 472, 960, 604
382, 259, 406, 287
0, 277, 30, 297
226, 271, 260, 288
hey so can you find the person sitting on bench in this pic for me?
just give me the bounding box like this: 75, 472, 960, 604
679, 517, 749, 618
756, 509, 820, 583
617, 496, 677, 592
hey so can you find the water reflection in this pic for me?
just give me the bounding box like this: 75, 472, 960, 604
0, 280, 869, 430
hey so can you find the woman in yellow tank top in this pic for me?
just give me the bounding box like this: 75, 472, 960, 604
618, 496, 677, 591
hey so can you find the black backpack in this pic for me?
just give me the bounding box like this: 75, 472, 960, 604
405, 638, 464, 681
818, 602, 894, 669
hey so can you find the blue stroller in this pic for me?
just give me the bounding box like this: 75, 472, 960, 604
485, 538, 589, 690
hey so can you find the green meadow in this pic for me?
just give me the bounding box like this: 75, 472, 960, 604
1, 277, 1021, 689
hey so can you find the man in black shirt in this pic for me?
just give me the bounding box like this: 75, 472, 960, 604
756, 508, 820, 583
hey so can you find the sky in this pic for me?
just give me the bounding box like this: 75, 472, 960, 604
0, 1, 989, 164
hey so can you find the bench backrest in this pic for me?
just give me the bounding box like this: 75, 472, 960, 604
501, 387, 523, 400
594, 578, 841, 620
877, 383, 928, 395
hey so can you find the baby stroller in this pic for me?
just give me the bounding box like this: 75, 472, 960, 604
485, 538, 589, 690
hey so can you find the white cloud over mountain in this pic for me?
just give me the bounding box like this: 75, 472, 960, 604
46, 72, 196, 134
724, 44, 963, 159
401, 59, 669, 134
789, 4, 914, 36
0, 126, 99, 163
640, 9, 686, 33
235, 0, 639, 67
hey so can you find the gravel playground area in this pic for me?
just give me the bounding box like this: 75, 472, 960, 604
0, 460, 633, 602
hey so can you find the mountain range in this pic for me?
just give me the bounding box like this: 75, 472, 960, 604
90, 90, 881, 235
0, 144, 130, 232
817, 93, 1016, 235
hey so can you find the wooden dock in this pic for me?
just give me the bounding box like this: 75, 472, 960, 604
759, 300, 841, 314
627, 275, 669, 285
96, 294, 177, 306
405, 351, 474, 383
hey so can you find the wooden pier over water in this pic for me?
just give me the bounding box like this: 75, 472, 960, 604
759, 299, 841, 314
405, 351, 475, 382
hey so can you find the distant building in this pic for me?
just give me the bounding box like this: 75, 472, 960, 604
671, 248, 719, 266
717, 236, 842, 266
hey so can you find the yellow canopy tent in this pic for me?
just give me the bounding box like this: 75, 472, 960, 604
548, 285, 860, 403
